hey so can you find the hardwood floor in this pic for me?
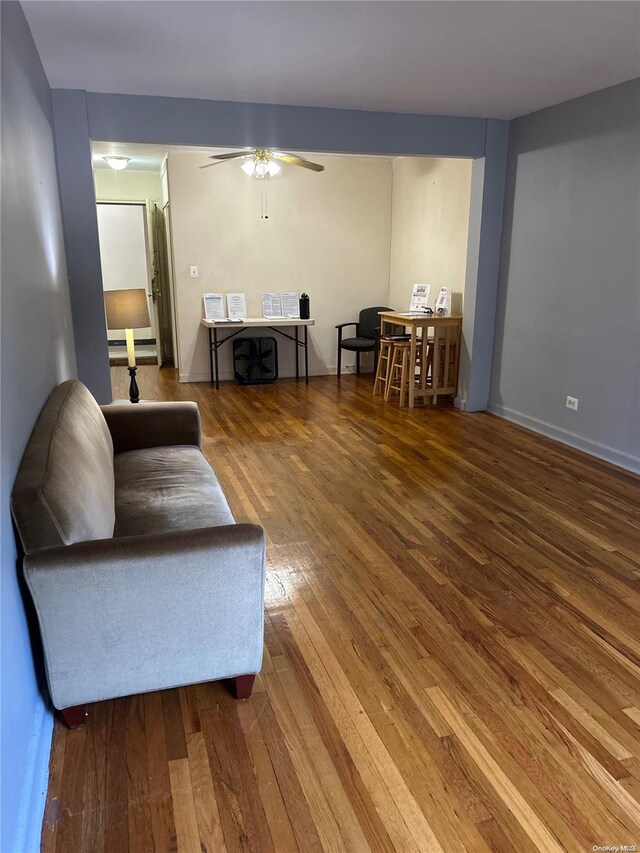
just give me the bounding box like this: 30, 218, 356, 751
42, 367, 640, 852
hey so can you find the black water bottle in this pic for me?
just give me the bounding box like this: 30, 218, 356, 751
299, 293, 310, 319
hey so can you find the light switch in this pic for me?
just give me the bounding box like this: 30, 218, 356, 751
190, 265, 199, 278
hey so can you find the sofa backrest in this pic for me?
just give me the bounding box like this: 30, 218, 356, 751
11, 380, 116, 553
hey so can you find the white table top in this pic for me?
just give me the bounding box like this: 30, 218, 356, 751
201, 317, 315, 329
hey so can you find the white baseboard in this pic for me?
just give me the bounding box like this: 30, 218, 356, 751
13, 700, 54, 853
454, 396, 469, 411
487, 402, 640, 474
179, 371, 212, 383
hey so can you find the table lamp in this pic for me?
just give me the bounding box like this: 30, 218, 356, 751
104, 288, 150, 403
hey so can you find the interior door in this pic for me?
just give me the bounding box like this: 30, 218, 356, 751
97, 203, 156, 357
144, 202, 163, 366
151, 204, 175, 365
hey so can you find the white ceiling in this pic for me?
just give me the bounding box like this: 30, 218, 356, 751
92, 141, 168, 171
91, 141, 397, 172
23, 1, 640, 120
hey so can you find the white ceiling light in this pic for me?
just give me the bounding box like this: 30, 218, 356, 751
104, 156, 131, 171
241, 158, 281, 178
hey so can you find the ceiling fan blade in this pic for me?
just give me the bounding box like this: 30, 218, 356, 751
272, 152, 324, 172
199, 161, 228, 169
208, 150, 253, 161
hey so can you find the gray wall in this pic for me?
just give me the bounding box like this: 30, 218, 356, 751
52, 89, 507, 405
460, 120, 510, 411
490, 79, 640, 472
0, 4, 76, 851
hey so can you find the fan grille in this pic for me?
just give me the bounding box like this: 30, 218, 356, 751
233, 337, 278, 385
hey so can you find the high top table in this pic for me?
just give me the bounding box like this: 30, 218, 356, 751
378, 311, 462, 408
201, 317, 315, 388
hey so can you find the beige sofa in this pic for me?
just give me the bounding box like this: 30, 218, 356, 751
11, 380, 265, 727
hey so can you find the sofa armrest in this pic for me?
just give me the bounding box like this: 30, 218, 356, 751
25, 523, 266, 709
101, 401, 201, 453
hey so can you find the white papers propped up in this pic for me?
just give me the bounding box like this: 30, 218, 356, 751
203, 293, 225, 320
435, 287, 450, 314
409, 283, 431, 312
261, 292, 283, 318
281, 292, 300, 318
226, 293, 247, 320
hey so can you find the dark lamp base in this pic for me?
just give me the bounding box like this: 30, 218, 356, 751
128, 366, 140, 403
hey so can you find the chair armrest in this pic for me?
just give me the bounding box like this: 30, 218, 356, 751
101, 401, 201, 453
336, 321, 359, 345
25, 523, 266, 708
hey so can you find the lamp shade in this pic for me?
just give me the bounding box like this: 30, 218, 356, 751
104, 288, 150, 330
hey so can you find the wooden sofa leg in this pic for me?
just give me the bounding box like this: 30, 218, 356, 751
230, 675, 256, 700
60, 704, 87, 729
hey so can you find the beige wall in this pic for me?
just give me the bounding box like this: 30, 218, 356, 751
94, 169, 162, 203
168, 151, 393, 381
389, 157, 472, 313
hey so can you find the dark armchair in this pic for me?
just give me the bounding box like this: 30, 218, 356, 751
336, 306, 393, 377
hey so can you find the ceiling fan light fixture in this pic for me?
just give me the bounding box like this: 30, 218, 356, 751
206, 147, 322, 174
104, 156, 131, 171
241, 158, 280, 179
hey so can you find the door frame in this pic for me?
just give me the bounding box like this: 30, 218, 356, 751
96, 198, 161, 365
160, 201, 179, 370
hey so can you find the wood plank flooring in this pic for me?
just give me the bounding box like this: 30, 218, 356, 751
42, 367, 640, 852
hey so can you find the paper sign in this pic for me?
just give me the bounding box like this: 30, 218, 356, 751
203, 293, 225, 320
435, 287, 449, 314
226, 293, 247, 320
261, 292, 283, 318
281, 292, 300, 318
409, 283, 431, 312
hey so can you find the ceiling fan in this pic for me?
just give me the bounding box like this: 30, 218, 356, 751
200, 147, 324, 176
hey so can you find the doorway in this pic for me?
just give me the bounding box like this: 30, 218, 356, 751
96, 202, 175, 366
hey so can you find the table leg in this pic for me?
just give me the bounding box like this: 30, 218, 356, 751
295, 326, 299, 379
209, 328, 214, 386
408, 327, 416, 408
213, 327, 220, 390
419, 324, 428, 394
444, 326, 452, 391
453, 320, 462, 399
431, 326, 442, 406
304, 326, 309, 384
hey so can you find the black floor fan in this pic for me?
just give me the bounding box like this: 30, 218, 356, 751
233, 337, 278, 384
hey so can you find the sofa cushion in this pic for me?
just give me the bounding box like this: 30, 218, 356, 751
11, 380, 116, 553
113, 446, 234, 538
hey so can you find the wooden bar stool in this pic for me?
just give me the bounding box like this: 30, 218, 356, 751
373, 335, 410, 396
425, 338, 458, 389
384, 340, 423, 406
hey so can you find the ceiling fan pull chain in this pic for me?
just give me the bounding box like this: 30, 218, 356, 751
260, 175, 269, 220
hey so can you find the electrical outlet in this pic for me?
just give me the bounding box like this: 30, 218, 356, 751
566, 396, 579, 411
189, 265, 199, 278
